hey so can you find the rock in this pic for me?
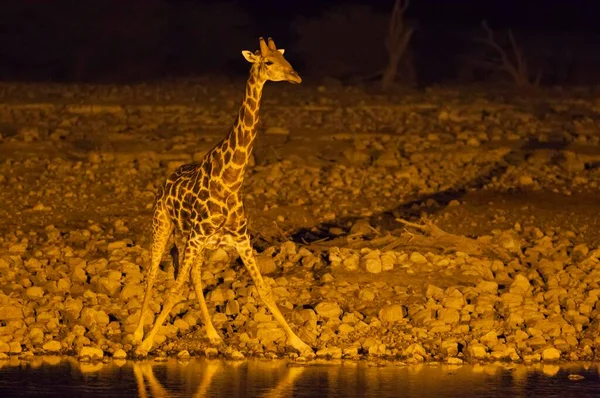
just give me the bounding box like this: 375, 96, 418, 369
425, 285, 444, 299
409, 252, 428, 264
314, 302, 342, 320
437, 308, 460, 324
380, 252, 395, 271
343, 253, 360, 271
177, 350, 191, 360
404, 343, 426, 357
363, 258, 382, 274
0, 342, 10, 353
42, 340, 62, 352
446, 357, 463, 365
476, 281, 498, 294
374, 150, 400, 167
358, 289, 375, 301
25, 286, 44, 299
480, 330, 498, 347
440, 341, 459, 357
113, 349, 127, 359
468, 343, 487, 359
350, 220, 374, 235
378, 304, 404, 323
9, 342, 22, 354
510, 274, 531, 294
257, 254, 277, 275
572, 244, 589, 260
338, 324, 355, 334
256, 326, 286, 344
368, 344, 387, 356
0, 305, 24, 320
519, 175, 534, 186
79, 346, 104, 361
541, 347, 561, 361
80, 308, 110, 327
443, 295, 465, 310
316, 346, 343, 359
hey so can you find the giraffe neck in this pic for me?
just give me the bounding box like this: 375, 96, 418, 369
210, 64, 265, 190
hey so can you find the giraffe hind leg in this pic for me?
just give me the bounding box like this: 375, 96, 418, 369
132, 203, 173, 345
135, 237, 202, 355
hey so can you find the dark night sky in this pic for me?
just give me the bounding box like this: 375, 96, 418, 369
1, 0, 598, 82
241, 0, 599, 31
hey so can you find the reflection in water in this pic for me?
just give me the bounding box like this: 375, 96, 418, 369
0, 357, 599, 397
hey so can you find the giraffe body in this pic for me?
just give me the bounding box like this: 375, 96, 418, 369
132, 37, 312, 357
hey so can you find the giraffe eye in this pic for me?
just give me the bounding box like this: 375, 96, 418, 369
265, 60, 274, 66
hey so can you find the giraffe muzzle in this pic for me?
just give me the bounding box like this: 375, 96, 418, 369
288, 70, 302, 84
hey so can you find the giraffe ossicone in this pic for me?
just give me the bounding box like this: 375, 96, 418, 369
132, 37, 312, 358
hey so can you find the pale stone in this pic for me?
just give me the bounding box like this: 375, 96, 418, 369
358, 289, 375, 301
113, 349, 127, 359
0, 305, 23, 320
9, 342, 22, 354
404, 343, 426, 357
476, 281, 498, 294
437, 308, 460, 324
541, 347, 561, 361
42, 340, 62, 352
480, 330, 498, 347
79, 346, 104, 361
364, 258, 382, 273
256, 327, 286, 344
338, 324, 355, 334
80, 308, 110, 327
443, 296, 465, 309
378, 304, 404, 323
446, 357, 463, 365
315, 302, 342, 319
25, 286, 44, 299
510, 274, 531, 294
468, 343, 488, 359
316, 346, 343, 359
409, 252, 428, 264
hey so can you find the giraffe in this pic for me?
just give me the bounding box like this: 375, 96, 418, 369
132, 37, 313, 357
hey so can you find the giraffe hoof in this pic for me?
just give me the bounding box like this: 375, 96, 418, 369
133, 347, 149, 359
207, 334, 224, 347
134, 339, 153, 358
131, 330, 144, 346
289, 337, 314, 359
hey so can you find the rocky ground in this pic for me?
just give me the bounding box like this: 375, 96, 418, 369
0, 81, 599, 365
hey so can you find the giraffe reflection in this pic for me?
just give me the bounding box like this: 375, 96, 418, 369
133, 359, 305, 398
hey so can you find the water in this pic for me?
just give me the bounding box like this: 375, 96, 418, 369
0, 357, 599, 397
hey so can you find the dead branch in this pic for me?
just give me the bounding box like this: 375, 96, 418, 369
303, 218, 512, 262
475, 20, 539, 88
381, 0, 415, 89
396, 218, 512, 261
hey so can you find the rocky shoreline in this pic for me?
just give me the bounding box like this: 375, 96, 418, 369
0, 83, 599, 364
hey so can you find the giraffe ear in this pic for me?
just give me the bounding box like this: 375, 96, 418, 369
277, 49, 285, 55
242, 50, 256, 63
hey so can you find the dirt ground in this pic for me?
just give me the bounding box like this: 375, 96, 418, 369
0, 81, 599, 364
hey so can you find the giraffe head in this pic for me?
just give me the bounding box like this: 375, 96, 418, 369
242, 37, 302, 84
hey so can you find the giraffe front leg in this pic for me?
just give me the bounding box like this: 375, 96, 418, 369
133, 203, 173, 345
191, 251, 223, 345
134, 240, 200, 356
234, 236, 314, 357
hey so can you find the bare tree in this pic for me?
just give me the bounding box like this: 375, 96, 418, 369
381, 0, 415, 89
476, 20, 540, 88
